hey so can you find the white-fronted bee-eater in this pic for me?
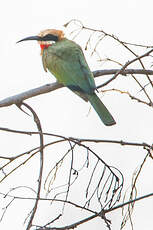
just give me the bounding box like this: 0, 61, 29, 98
17, 29, 116, 126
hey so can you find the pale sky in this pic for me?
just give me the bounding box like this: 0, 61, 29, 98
0, 0, 153, 229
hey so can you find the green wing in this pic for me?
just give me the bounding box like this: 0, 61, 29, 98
43, 39, 116, 126
43, 39, 96, 95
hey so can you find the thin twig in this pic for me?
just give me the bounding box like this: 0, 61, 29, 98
19, 102, 44, 230
121, 153, 149, 229
97, 49, 153, 89
101, 88, 153, 107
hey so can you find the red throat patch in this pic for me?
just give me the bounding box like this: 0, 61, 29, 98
40, 44, 51, 55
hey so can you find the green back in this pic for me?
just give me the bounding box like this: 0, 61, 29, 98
42, 38, 96, 95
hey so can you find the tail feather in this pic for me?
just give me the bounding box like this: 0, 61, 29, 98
88, 93, 116, 126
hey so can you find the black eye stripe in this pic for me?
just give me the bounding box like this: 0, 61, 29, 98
42, 34, 58, 41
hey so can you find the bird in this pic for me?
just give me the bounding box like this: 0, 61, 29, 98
17, 29, 116, 126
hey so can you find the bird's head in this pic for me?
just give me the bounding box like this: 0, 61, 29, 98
17, 29, 64, 55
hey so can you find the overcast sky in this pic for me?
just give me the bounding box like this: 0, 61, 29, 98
0, 0, 153, 229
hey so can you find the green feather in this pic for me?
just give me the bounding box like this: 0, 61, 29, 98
42, 38, 116, 126
88, 93, 116, 126
43, 39, 96, 94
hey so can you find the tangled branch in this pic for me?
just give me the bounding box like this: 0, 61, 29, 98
0, 19, 153, 230
1, 190, 153, 230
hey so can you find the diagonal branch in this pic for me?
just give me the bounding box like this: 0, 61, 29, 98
1, 189, 153, 230
32, 192, 153, 229
96, 49, 153, 89
0, 69, 153, 108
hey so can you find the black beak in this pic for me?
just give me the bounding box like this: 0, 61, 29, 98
17, 36, 41, 43
17, 34, 58, 43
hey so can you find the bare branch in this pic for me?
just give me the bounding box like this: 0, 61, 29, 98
18, 103, 44, 230
0, 126, 152, 150
121, 153, 149, 229
0, 69, 152, 108
0, 82, 63, 108
93, 69, 153, 77
0, 20, 153, 229
96, 49, 153, 89
69, 137, 153, 150
101, 88, 153, 107
1, 188, 153, 230
66, 19, 153, 49
31, 192, 153, 230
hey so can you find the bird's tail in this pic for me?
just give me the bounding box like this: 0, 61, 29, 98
88, 93, 116, 126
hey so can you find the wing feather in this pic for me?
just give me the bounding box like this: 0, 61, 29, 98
43, 39, 96, 95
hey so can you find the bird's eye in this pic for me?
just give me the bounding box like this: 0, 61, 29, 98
43, 34, 58, 41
